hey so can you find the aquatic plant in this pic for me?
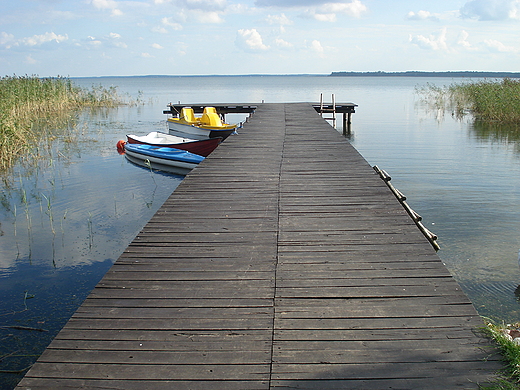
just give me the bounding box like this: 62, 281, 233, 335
417, 78, 520, 124
0, 75, 128, 171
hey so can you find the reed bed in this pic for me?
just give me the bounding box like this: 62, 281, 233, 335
417, 78, 520, 124
0, 75, 128, 171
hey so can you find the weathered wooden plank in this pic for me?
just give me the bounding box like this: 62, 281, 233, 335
274, 303, 478, 318
22, 363, 270, 380
272, 344, 498, 363
63, 317, 273, 330
48, 338, 272, 352
73, 307, 274, 319
270, 362, 497, 380
101, 271, 275, 281
87, 288, 274, 299
17, 379, 269, 390
274, 316, 485, 330
53, 329, 271, 343
270, 378, 492, 390
274, 327, 482, 341
38, 349, 271, 364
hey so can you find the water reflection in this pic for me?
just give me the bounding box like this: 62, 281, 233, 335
470, 120, 520, 146
0, 105, 182, 388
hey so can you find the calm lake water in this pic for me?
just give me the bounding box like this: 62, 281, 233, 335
1, 75, 519, 388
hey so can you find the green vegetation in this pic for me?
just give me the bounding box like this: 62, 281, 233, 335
481, 319, 520, 389
0, 75, 128, 171
417, 78, 520, 124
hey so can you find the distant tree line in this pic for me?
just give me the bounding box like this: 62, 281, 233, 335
330, 71, 520, 78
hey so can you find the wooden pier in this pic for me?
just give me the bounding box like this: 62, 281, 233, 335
17, 103, 500, 389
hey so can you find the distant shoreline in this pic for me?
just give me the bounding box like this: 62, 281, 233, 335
330, 71, 520, 78
70, 71, 520, 79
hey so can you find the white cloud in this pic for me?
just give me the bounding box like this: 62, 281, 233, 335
484, 39, 518, 52
164, 0, 227, 23
460, 0, 520, 21
0, 32, 15, 49
235, 28, 269, 52
275, 38, 293, 48
152, 43, 164, 49
162, 17, 183, 30
21, 32, 68, 46
89, 0, 122, 16
312, 12, 337, 22
457, 30, 474, 49
256, 0, 359, 7
310, 39, 324, 53
318, 1, 367, 18
86, 37, 103, 47
409, 27, 449, 51
141, 52, 153, 57
303, 0, 367, 22
25, 55, 37, 64
266, 13, 293, 25
80, 33, 127, 49
175, 0, 227, 11
406, 10, 440, 21
192, 10, 223, 23
152, 26, 169, 33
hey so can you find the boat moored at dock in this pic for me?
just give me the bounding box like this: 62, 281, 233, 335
166, 107, 238, 140
126, 131, 221, 157
122, 143, 204, 175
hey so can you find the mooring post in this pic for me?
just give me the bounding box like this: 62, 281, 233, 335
343, 112, 352, 136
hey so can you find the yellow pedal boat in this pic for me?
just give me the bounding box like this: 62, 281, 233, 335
167, 107, 238, 140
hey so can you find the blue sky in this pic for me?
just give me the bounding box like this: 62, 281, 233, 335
1, 0, 520, 76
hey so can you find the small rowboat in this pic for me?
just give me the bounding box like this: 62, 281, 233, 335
122, 143, 204, 175
167, 107, 238, 140
126, 131, 221, 157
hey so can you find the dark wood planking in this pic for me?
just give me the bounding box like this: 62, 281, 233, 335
16, 103, 500, 390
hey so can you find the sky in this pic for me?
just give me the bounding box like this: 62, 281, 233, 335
2, 0, 520, 76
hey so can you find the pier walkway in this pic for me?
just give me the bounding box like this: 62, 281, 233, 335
17, 103, 500, 389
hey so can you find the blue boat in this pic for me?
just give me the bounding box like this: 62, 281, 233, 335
123, 143, 204, 175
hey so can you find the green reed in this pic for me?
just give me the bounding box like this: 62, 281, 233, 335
0, 75, 128, 171
481, 319, 520, 389
417, 78, 520, 124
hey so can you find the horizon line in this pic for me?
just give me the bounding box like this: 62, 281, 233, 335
68, 70, 520, 79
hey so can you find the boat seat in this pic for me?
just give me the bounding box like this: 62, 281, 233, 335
200, 112, 223, 127
180, 107, 199, 124
203, 107, 218, 115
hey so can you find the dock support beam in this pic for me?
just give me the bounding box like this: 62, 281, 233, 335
343, 112, 352, 136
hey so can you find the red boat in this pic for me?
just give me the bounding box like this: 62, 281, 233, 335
125, 131, 222, 157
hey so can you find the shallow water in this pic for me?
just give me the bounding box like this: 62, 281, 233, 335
1, 75, 519, 388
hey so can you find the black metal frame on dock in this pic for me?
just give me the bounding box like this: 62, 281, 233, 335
163, 101, 357, 133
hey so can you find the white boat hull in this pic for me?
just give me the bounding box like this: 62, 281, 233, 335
167, 121, 212, 139
124, 148, 199, 169
124, 154, 192, 176
167, 120, 237, 140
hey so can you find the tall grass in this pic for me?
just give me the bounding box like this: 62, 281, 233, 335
417, 78, 520, 124
0, 75, 128, 171
481, 319, 520, 389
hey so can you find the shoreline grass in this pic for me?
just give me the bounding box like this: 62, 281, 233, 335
481, 318, 520, 389
417, 78, 520, 124
0, 75, 129, 171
